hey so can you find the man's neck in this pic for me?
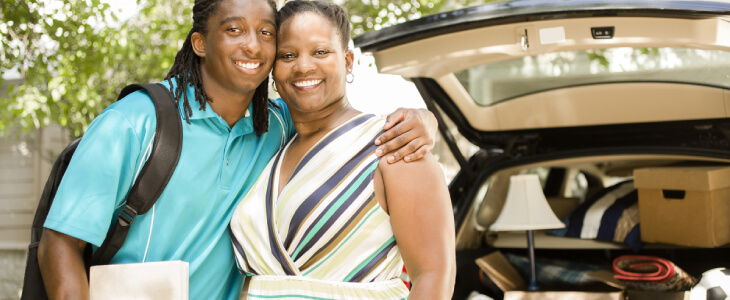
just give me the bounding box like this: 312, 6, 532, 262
198, 76, 255, 128
207, 96, 253, 128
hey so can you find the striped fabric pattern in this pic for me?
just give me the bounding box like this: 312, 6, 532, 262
230, 114, 408, 299
247, 276, 407, 300
548, 180, 643, 251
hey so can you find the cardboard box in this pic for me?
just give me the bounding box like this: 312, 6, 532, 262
89, 260, 189, 300
502, 291, 622, 300
624, 290, 689, 300
634, 165, 730, 247
475, 251, 622, 300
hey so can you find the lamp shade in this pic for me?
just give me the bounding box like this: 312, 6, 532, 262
490, 174, 565, 231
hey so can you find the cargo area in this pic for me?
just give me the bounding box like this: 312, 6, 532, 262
454, 155, 730, 300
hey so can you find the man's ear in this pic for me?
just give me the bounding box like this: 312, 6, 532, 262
191, 32, 206, 58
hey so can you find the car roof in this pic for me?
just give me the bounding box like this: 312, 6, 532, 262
355, 0, 730, 53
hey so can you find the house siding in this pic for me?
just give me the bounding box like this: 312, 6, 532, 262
0, 135, 37, 250
0, 125, 68, 299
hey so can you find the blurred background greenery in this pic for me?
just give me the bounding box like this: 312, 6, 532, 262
1, 0, 500, 137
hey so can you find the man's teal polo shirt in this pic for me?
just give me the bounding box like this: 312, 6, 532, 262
45, 79, 294, 300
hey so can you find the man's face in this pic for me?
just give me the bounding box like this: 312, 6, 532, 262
193, 0, 277, 100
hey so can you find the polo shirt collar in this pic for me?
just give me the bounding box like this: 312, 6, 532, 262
231, 102, 254, 137
168, 80, 255, 136
178, 83, 218, 121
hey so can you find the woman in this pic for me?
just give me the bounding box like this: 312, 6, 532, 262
229, 1, 456, 299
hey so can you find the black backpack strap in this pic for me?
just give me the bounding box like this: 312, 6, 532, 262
89, 83, 182, 265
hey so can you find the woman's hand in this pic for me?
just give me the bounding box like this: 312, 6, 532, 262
376, 108, 438, 163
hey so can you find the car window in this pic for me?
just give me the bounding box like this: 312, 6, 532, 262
569, 172, 589, 200
431, 104, 480, 183
454, 47, 730, 106
524, 167, 550, 187
524, 167, 632, 201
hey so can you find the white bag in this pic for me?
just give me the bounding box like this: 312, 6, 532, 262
89, 260, 189, 300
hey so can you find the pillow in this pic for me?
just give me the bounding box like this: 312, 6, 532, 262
547, 180, 643, 252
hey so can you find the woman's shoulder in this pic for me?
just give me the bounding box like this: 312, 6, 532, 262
377, 151, 442, 178
357, 113, 387, 135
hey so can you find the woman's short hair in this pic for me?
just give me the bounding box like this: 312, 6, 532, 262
277, 0, 352, 50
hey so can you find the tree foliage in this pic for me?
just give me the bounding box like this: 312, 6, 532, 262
1, 0, 190, 137
341, 0, 499, 36
2, 0, 112, 136
1, 0, 497, 137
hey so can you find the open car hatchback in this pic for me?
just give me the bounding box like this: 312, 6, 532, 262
355, 0, 730, 299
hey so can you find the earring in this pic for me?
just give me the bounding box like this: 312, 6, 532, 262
271, 80, 278, 93
346, 70, 354, 84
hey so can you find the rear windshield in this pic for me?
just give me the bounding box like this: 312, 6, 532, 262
455, 47, 730, 106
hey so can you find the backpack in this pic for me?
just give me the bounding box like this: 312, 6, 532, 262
20, 83, 183, 300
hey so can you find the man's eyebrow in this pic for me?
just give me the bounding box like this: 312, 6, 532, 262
219, 16, 244, 26
219, 16, 277, 28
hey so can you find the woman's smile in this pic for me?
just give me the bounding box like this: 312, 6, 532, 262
292, 79, 323, 90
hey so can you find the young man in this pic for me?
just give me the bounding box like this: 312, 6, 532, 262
37, 0, 437, 299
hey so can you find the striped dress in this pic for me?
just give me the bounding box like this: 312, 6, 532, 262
229, 114, 409, 299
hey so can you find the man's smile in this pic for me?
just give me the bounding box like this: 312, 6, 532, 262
235, 60, 262, 72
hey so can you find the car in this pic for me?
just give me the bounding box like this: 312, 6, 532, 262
354, 0, 730, 299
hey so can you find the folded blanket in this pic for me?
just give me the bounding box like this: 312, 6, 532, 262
547, 180, 643, 252
613, 255, 695, 291
504, 253, 606, 289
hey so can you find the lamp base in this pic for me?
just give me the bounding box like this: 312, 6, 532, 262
527, 230, 539, 291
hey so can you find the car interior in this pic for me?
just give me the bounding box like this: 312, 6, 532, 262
460, 154, 729, 247
451, 153, 730, 298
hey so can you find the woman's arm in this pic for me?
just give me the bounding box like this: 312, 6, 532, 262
375, 154, 456, 299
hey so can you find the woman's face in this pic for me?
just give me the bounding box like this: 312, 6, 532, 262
273, 12, 354, 114
193, 0, 277, 97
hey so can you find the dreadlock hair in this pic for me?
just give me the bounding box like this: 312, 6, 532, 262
165, 0, 278, 137
277, 0, 351, 51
